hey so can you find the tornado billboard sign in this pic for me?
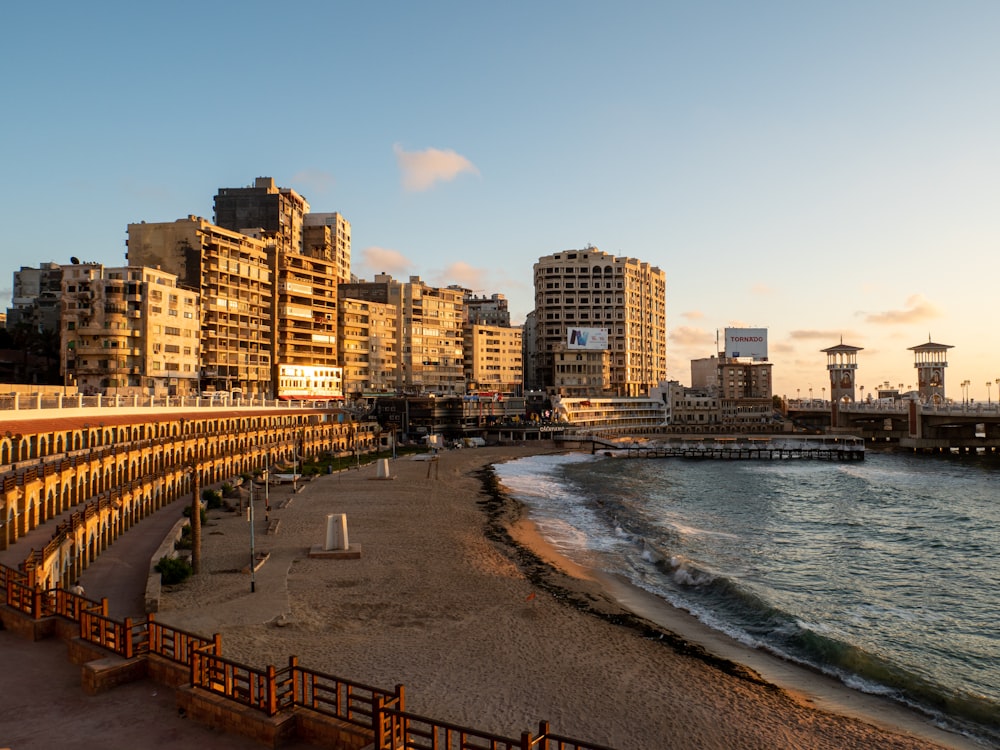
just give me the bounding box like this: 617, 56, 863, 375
724, 328, 768, 360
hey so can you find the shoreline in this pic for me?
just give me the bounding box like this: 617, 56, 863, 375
155, 445, 982, 749
484, 455, 982, 750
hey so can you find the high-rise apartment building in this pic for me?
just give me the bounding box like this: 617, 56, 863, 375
339, 274, 465, 394
60, 263, 199, 396
532, 247, 666, 397
214, 179, 351, 400
126, 216, 272, 397
337, 294, 398, 397
213, 176, 309, 256
463, 324, 522, 395
304, 212, 352, 284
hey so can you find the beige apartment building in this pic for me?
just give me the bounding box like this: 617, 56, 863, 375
340, 274, 465, 394
61, 263, 200, 396
214, 179, 352, 400
551, 344, 610, 397
304, 212, 352, 284
126, 216, 272, 397
337, 295, 398, 397
463, 323, 522, 395
532, 247, 666, 397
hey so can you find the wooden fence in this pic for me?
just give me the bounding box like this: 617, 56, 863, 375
0, 562, 617, 750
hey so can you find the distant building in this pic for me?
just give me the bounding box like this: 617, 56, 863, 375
126, 216, 273, 397
551, 344, 610, 398
213, 176, 309, 257
691, 355, 720, 388
61, 263, 199, 396
303, 212, 352, 285
532, 247, 666, 397
337, 294, 398, 397
666, 381, 721, 427
463, 323, 523, 395
340, 274, 465, 394
462, 292, 511, 327
7, 262, 63, 334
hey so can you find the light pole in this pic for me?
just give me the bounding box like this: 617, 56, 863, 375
987, 381, 993, 405
961, 380, 970, 405
859, 385, 865, 404
248, 477, 256, 593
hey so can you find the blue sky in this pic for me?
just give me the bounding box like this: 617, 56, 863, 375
3, 1, 999, 401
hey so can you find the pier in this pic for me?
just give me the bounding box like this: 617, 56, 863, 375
559, 435, 865, 461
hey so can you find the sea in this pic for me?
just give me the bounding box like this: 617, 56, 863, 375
492, 449, 1000, 744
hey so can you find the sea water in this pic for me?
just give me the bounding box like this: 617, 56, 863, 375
493, 450, 1000, 742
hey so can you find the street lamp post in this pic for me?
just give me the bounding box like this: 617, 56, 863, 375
248, 477, 256, 593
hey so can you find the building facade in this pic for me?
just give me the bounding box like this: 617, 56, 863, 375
337, 295, 399, 397
532, 247, 666, 397
463, 323, 523, 395
60, 263, 200, 396
463, 292, 511, 326
213, 176, 309, 257
126, 216, 273, 397
340, 275, 465, 395
303, 212, 352, 285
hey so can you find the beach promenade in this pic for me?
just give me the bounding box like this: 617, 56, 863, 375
0, 445, 980, 749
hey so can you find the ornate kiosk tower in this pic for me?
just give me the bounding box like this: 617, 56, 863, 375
909, 338, 952, 404
822, 341, 863, 403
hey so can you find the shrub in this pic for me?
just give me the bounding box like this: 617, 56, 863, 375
202, 488, 223, 509
155, 556, 193, 585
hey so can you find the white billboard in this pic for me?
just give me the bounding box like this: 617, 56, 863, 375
567, 327, 609, 350
724, 327, 768, 360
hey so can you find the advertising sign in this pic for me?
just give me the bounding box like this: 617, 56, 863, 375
567, 327, 609, 350
724, 327, 768, 360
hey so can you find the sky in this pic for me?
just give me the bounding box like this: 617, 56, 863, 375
2, 1, 999, 401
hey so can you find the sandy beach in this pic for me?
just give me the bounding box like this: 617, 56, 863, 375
155, 446, 980, 750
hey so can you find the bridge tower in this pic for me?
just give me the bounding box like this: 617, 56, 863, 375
822, 341, 863, 402
909, 338, 952, 404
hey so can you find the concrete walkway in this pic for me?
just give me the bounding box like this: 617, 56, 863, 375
0, 491, 313, 749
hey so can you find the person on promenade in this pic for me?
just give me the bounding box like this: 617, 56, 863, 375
68, 581, 84, 596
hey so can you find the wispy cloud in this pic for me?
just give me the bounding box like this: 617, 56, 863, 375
789, 329, 858, 341
394, 144, 479, 192
680, 310, 704, 320
862, 294, 941, 325
355, 246, 414, 279
750, 282, 774, 295
429, 261, 486, 291
670, 326, 714, 348
290, 169, 335, 196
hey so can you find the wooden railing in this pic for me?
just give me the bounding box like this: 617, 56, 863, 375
292, 665, 402, 728
0, 562, 619, 750
147, 613, 220, 664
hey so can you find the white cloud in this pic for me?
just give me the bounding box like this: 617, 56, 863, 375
862, 294, 942, 325
355, 246, 414, 279
393, 144, 479, 192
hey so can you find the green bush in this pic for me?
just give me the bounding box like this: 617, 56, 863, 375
155, 556, 193, 585
202, 488, 223, 509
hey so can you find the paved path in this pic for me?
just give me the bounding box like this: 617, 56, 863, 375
0, 489, 313, 749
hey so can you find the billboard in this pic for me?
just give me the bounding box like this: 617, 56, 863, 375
724, 327, 768, 361
567, 327, 609, 350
